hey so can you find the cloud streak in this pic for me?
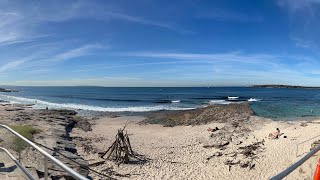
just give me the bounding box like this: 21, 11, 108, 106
0, 59, 26, 72
196, 8, 263, 22
49, 44, 105, 63
0, 43, 105, 73
119, 51, 320, 81
278, 0, 320, 51
122, 51, 281, 66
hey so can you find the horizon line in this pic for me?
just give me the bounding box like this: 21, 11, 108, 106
0, 84, 317, 88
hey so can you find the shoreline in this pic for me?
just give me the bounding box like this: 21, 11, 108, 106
0, 103, 319, 179
1, 90, 320, 122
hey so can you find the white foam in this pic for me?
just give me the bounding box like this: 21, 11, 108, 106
248, 98, 262, 102
209, 100, 231, 105
0, 94, 195, 112
171, 100, 180, 103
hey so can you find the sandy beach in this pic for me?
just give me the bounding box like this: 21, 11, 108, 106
0, 103, 320, 179
71, 114, 320, 179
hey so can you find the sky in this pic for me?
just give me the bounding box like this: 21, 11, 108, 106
0, 0, 320, 87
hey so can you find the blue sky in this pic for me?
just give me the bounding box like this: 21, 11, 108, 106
1, 0, 320, 87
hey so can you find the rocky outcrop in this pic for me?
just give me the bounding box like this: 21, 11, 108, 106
8, 109, 91, 179
142, 103, 253, 127
0, 88, 18, 92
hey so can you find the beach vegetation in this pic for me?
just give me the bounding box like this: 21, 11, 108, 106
73, 115, 82, 122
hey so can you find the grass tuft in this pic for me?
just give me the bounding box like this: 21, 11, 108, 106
9, 125, 41, 152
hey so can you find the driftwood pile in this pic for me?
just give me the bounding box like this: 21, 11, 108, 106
99, 122, 149, 165
99, 128, 134, 163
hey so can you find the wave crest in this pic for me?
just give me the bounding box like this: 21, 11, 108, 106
0, 94, 194, 112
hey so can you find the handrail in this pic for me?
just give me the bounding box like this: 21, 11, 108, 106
296, 134, 320, 157
0, 124, 89, 180
270, 144, 320, 180
0, 147, 35, 180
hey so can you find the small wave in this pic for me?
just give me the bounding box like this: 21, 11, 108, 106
0, 94, 194, 112
208, 100, 231, 105
154, 100, 181, 103
153, 100, 172, 103
191, 96, 225, 100
52, 95, 143, 102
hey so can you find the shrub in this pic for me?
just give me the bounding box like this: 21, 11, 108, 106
9, 125, 41, 153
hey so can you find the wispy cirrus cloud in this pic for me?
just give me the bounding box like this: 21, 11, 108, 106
277, 0, 320, 51
119, 51, 320, 79
0, 0, 188, 44
0, 43, 105, 73
196, 8, 263, 22
48, 44, 105, 63
277, 0, 320, 12
0, 59, 26, 72
122, 51, 280, 65
71, 60, 206, 72
102, 11, 191, 34
0, 0, 189, 77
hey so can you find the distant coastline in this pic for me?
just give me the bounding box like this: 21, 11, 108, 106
0, 88, 18, 92
252, 85, 320, 89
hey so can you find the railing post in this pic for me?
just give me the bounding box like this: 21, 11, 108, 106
44, 156, 48, 180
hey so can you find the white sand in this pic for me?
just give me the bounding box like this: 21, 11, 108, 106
71, 116, 320, 180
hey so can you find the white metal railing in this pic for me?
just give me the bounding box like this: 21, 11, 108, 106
0, 147, 35, 180
270, 144, 320, 180
296, 134, 320, 157
0, 124, 89, 180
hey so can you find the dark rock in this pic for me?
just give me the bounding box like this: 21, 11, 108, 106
142, 103, 253, 126
5, 108, 24, 111
0, 88, 18, 92
58, 151, 79, 159
300, 122, 308, 127
203, 141, 230, 149
56, 116, 67, 120
75, 120, 92, 132
224, 158, 240, 165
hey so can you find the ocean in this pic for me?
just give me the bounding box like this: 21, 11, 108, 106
0, 86, 320, 120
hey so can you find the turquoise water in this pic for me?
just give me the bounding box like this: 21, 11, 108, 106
0, 86, 320, 120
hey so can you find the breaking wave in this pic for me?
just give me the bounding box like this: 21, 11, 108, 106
0, 94, 194, 112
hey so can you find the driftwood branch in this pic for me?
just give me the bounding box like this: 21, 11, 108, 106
100, 127, 137, 164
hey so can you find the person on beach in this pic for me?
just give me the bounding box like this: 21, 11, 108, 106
269, 128, 280, 139
207, 127, 219, 132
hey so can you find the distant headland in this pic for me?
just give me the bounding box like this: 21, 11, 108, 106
253, 85, 320, 89
0, 88, 18, 92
